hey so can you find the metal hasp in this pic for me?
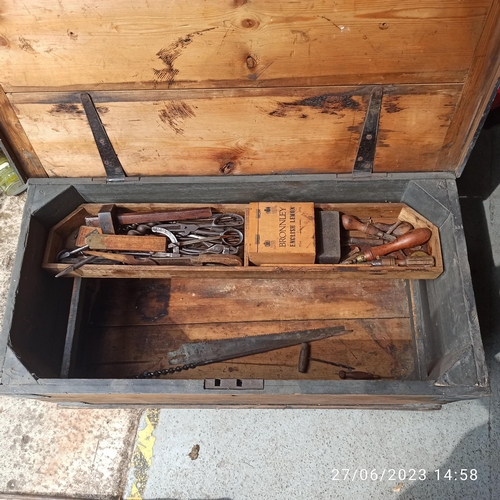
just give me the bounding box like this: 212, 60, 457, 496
353, 88, 383, 177
80, 93, 126, 182
168, 326, 350, 366
204, 379, 264, 390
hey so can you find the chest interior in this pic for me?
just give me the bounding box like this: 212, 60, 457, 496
1, 1, 498, 405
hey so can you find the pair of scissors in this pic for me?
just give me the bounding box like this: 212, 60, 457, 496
172, 228, 244, 247
154, 215, 243, 234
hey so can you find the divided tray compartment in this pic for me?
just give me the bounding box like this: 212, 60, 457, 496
42, 202, 443, 280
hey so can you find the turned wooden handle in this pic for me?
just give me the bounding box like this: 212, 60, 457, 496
298, 343, 310, 373
365, 228, 432, 261
341, 214, 395, 241
339, 370, 381, 380
342, 214, 382, 237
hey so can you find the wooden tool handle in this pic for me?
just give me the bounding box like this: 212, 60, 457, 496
298, 343, 310, 373
342, 214, 383, 238
342, 214, 398, 242
339, 370, 380, 380
189, 255, 243, 266
85, 207, 213, 227
365, 228, 431, 261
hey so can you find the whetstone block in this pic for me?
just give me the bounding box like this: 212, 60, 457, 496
316, 210, 341, 264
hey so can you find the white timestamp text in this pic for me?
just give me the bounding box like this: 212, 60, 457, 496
332, 469, 478, 481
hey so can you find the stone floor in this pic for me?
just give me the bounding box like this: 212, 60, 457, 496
0, 122, 499, 499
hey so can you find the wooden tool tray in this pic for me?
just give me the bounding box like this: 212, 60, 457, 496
43, 202, 443, 279
0, 0, 498, 408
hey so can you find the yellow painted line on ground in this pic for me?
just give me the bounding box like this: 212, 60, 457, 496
126, 408, 160, 500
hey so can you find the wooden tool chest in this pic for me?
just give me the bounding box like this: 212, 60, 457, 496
1, 1, 499, 408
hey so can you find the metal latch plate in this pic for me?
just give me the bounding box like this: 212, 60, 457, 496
204, 379, 264, 390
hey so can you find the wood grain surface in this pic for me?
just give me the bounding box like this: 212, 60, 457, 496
438, 0, 500, 172
77, 278, 414, 379
0, 87, 45, 178
0, 1, 489, 91
10, 86, 461, 177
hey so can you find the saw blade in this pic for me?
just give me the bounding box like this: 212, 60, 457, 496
168, 326, 350, 366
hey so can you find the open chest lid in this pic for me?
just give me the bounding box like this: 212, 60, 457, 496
0, 1, 499, 182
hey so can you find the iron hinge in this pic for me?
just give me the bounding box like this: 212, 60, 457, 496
353, 87, 383, 177
80, 92, 127, 183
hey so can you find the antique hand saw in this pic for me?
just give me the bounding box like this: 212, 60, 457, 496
137, 326, 350, 378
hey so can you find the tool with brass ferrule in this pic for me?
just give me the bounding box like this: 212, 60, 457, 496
341, 228, 432, 264
136, 326, 350, 378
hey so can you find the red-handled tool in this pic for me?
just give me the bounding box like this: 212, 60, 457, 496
342, 228, 432, 264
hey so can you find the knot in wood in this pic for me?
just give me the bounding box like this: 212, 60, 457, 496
246, 55, 256, 69
220, 162, 236, 175
242, 18, 259, 29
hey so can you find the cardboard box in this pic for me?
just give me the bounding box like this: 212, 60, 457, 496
247, 202, 316, 264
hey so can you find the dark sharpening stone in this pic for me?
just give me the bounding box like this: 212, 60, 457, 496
316, 210, 341, 264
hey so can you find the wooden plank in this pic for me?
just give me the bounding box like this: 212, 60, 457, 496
43, 263, 444, 280
86, 277, 410, 327
85, 233, 166, 252
439, 1, 500, 173
398, 206, 443, 274
12, 90, 368, 177
60, 278, 85, 378
11, 86, 462, 177
0, 87, 46, 178
43, 206, 91, 265
0, 1, 489, 91
375, 91, 460, 172
79, 318, 415, 380
6, 85, 457, 105
37, 393, 443, 406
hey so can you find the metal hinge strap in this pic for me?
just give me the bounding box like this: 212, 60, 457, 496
80, 92, 126, 182
353, 88, 383, 177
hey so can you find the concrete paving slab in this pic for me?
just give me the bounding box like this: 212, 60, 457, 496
0, 397, 140, 499
123, 402, 491, 500
0, 191, 26, 321
0, 190, 141, 499
485, 331, 500, 499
